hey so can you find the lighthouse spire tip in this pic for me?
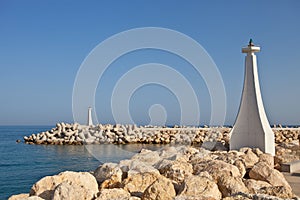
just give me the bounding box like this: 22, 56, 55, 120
249, 39, 254, 46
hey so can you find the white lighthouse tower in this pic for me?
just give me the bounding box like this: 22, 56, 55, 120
230, 39, 275, 156
87, 107, 93, 126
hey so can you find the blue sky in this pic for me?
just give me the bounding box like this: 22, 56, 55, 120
0, 1, 299, 126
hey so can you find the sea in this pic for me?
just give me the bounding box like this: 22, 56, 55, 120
0, 126, 165, 199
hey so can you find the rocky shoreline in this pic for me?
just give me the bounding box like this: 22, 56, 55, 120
9, 145, 300, 200
15, 123, 300, 200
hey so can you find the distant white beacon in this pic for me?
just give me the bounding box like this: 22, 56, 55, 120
87, 107, 93, 126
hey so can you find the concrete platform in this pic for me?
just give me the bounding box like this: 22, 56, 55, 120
283, 171, 300, 197
282, 160, 300, 173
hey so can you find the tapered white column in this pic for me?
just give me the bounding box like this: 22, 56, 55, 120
230, 40, 275, 155
87, 107, 93, 126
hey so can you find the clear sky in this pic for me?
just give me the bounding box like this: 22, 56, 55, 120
0, 1, 299, 126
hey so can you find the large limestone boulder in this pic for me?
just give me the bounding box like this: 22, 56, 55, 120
96, 188, 131, 200
240, 148, 259, 168
52, 181, 94, 200
94, 163, 123, 189
249, 162, 292, 192
178, 175, 222, 200
202, 141, 228, 151
118, 159, 160, 177
142, 175, 176, 200
233, 159, 246, 178
123, 172, 160, 197
131, 149, 161, 166
156, 160, 193, 183
176, 146, 199, 160
158, 148, 189, 163
258, 153, 274, 168
29, 175, 61, 199
217, 175, 249, 197
189, 148, 211, 164
212, 150, 244, 165
94, 163, 121, 183
29, 171, 98, 200
193, 160, 241, 181
243, 179, 271, 194
159, 146, 197, 163
158, 146, 180, 160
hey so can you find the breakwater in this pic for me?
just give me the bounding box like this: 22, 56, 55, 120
23, 123, 231, 146
23, 123, 300, 149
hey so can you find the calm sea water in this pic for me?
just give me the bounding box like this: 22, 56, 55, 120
0, 126, 164, 199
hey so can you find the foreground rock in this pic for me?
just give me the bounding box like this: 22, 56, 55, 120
178, 174, 222, 199
29, 171, 98, 199
142, 175, 176, 200
249, 161, 292, 191
10, 145, 299, 200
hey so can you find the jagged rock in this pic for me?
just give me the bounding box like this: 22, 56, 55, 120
142, 175, 176, 200
178, 175, 222, 200
243, 179, 272, 194
249, 162, 292, 192
97, 188, 131, 200
52, 181, 94, 200
94, 163, 122, 185
240, 148, 259, 168
131, 149, 161, 165
156, 160, 193, 183
233, 159, 247, 178
189, 148, 212, 164
212, 150, 243, 165
29, 171, 98, 200
258, 154, 274, 168
119, 160, 160, 177
123, 172, 160, 198
193, 160, 241, 181
217, 175, 249, 197
252, 148, 263, 157
202, 141, 228, 151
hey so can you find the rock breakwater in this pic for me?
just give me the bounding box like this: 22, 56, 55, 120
23, 123, 231, 146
